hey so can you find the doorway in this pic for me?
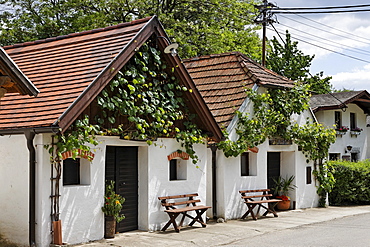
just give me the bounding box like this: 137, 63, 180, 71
105, 146, 138, 232
267, 152, 281, 191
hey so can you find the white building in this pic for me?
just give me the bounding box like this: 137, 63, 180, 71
0, 17, 222, 246
184, 53, 319, 221
310, 91, 370, 161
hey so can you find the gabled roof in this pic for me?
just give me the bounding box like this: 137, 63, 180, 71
0, 16, 222, 140
0, 47, 39, 96
183, 52, 295, 127
310, 90, 370, 114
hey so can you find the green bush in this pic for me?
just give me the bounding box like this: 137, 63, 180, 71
328, 160, 370, 205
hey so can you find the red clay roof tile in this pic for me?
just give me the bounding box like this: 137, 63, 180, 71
184, 52, 295, 127
0, 18, 150, 131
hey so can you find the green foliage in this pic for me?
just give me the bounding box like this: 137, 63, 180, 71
45, 42, 205, 165
267, 30, 332, 94
102, 180, 126, 223
44, 115, 101, 161
0, 0, 262, 59
218, 83, 311, 157
272, 175, 297, 196
95, 42, 205, 164
291, 122, 336, 207
217, 83, 336, 205
328, 160, 370, 205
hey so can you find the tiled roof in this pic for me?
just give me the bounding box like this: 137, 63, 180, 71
310, 90, 370, 114
0, 16, 223, 140
183, 52, 294, 127
0, 47, 39, 96
0, 17, 151, 131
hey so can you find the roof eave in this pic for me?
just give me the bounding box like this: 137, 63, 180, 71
0, 47, 39, 96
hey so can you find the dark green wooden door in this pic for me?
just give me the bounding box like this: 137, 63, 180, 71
267, 152, 280, 191
105, 146, 138, 232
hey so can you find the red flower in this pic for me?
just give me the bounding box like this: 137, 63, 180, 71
276, 195, 290, 201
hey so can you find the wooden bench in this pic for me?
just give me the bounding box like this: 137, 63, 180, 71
239, 189, 282, 220
158, 193, 211, 232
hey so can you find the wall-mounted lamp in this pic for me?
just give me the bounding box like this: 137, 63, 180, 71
345, 145, 352, 153
157, 36, 179, 57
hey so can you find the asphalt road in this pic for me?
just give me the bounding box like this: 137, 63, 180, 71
231, 212, 370, 247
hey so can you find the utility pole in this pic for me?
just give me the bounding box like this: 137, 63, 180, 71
254, 0, 276, 67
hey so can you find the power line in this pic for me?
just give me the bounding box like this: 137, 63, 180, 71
275, 4, 370, 11
275, 23, 370, 57
270, 27, 370, 64
286, 14, 370, 44
272, 9, 370, 14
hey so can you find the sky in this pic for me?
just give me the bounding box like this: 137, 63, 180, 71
266, 0, 370, 92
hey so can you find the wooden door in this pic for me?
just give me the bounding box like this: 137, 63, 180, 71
105, 146, 138, 232
267, 152, 281, 191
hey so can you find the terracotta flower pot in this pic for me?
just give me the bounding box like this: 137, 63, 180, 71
104, 216, 116, 238
277, 200, 291, 210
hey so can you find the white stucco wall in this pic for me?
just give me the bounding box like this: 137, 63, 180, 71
0, 134, 29, 246
214, 93, 320, 220
56, 137, 209, 244
315, 104, 368, 160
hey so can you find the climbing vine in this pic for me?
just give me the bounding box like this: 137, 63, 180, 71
45, 40, 206, 165
218, 84, 337, 205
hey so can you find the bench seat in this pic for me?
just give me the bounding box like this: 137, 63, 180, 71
239, 189, 282, 220
158, 193, 211, 232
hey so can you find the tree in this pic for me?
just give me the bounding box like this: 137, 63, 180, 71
0, 0, 262, 59
267, 30, 332, 94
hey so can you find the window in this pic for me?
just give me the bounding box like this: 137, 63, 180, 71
169, 159, 187, 181
63, 158, 91, 186
63, 158, 80, 185
350, 113, 356, 130
335, 111, 341, 129
306, 166, 312, 184
329, 153, 340, 161
241, 152, 250, 176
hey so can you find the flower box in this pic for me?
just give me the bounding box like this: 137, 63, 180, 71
350, 131, 361, 135
336, 131, 347, 135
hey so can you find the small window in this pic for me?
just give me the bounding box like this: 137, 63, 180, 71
351, 153, 358, 162
63, 158, 80, 185
335, 111, 341, 129
241, 152, 250, 176
329, 153, 340, 161
306, 166, 312, 184
350, 113, 356, 130
63, 158, 91, 186
169, 159, 187, 181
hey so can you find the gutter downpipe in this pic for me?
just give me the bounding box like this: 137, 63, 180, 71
25, 129, 36, 247
210, 144, 218, 219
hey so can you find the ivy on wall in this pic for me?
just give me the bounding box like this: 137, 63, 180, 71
217, 84, 337, 206
45, 39, 206, 165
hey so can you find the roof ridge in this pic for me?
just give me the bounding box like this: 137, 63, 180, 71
3, 16, 153, 49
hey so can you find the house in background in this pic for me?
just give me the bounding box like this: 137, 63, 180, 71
310, 90, 370, 161
184, 52, 319, 220
0, 47, 39, 100
0, 16, 222, 246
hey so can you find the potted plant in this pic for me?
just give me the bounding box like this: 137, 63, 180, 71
272, 175, 297, 210
102, 180, 125, 238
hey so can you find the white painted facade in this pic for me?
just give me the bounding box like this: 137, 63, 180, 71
0, 134, 210, 246
314, 103, 369, 161
211, 87, 319, 220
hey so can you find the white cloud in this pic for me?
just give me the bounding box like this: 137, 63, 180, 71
331, 64, 370, 91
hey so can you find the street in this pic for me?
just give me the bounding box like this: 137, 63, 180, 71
230, 212, 370, 247
74, 206, 370, 247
